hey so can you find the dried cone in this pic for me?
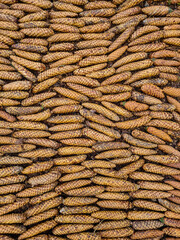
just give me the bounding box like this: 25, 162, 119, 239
131, 229, 164, 239
141, 84, 165, 98
18, 220, 57, 239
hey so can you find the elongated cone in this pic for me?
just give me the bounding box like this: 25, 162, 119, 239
144, 163, 180, 175
117, 159, 144, 176
165, 211, 180, 219
141, 84, 164, 98
96, 84, 132, 94
116, 59, 153, 73
12, 49, 41, 61
0, 235, 15, 240
18, 109, 51, 121
92, 176, 136, 188
131, 230, 164, 239
165, 180, 180, 190
144, 155, 179, 165
159, 199, 180, 213
19, 148, 57, 158
58, 146, 92, 155
95, 149, 131, 159
30, 192, 59, 205
53, 155, 86, 166
60, 206, 99, 215
164, 218, 180, 228
86, 121, 120, 139
111, 155, 139, 165
123, 134, 156, 148
129, 31, 163, 46
22, 161, 53, 175
144, 17, 180, 26
83, 127, 113, 142
164, 87, 180, 97
28, 169, 61, 186
96, 192, 129, 200
91, 210, 127, 220
0, 198, 28, 216
137, 181, 173, 191
97, 200, 132, 209
24, 138, 59, 149
62, 75, 99, 87
82, 103, 119, 121
119, 0, 144, 11
113, 52, 147, 68
124, 101, 149, 112
55, 214, 99, 224
147, 127, 173, 142
0, 166, 23, 178
53, 224, 93, 235
93, 168, 126, 178
5, 106, 42, 116
94, 219, 130, 231
11, 55, 46, 72
111, 6, 141, 20
133, 200, 167, 212
93, 142, 129, 152
106, 184, 139, 192
127, 211, 164, 220
132, 91, 162, 105
21, 92, 56, 106
0, 175, 26, 186
158, 144, 180, 158
80, 108, 114, 127
129, 171, 164, 181
18, 220, 57, 239
67, 232, 100, 240
147, 120, 180, 131
131, 26, 160, 40
24, 209, 58, 226
116, 116, 151, 129
65, 186, 104, 197
54, 86, 88, 102
142, 6, 172, 16
102, 101, 132, 118
168, 197, 180, 205
0, 213, 24, 225
167, 96, 180, 113
25, 197, 62, 218
60, 138, 95, 147
60, 170, 94, 182
133, 220, 163, 230
125, 67, 160, 84
0, 224, 26, 234
132, 78, 167, 87
67, 83, 102, 98
95, 92, 131, 102
16, 183, 57, 198
150, 104, 175, 112
82, 160, 115, 169
58, 164, 84, 173
33, 77, 59, 93
108, 46, 128, 62
101, 72, 131, 86
109, 27, 135, 52
0, 195, 16, 205
132, 129, 165, 144
163, 227, 180, 237
100, 227, 134, 238
130, 189, 171, 199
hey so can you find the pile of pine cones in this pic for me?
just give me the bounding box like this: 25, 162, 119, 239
0, 0, 180, 239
